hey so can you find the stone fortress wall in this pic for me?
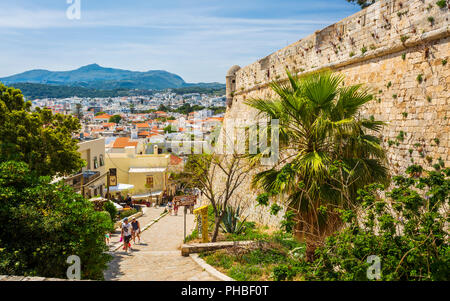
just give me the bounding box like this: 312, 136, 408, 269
214, 0, 449, 227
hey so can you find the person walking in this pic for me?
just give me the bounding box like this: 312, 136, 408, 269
125, 194, 132, 208
167, 200, 173, 215
131, 217, 141, 244
173, 200, 179, 216
121, 217, 133, 253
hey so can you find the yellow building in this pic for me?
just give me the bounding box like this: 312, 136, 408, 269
105, 145, 172, 198
61, 137, 107, 198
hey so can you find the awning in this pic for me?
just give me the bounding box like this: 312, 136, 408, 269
108, 183, 134, 192
129, 167, 167, 173
132, 190, 163, 200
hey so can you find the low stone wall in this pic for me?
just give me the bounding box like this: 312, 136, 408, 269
0, 275, 75, 281
181, 241, 262, 256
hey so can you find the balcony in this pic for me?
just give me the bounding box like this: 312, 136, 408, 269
65, 170, 101, 190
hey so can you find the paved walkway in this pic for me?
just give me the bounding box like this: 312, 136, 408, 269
104, 206, 217, 281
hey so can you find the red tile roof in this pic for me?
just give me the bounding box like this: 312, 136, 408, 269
94, 113, 111, 119
170, 154, 183, 165
137, 123, 150, 128
112, 137, 138, 148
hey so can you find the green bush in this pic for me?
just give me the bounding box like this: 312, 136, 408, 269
184, 229, 198, 243
0, 161, 112, 280
272, 264, 298, 281
220, 205, 247, 235
103, 201, 118, 221
302, 166, 449, 281
119, 208, 137, 220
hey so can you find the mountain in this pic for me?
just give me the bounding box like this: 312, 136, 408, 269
0, 64, 189, 90
9, 82, 226, 99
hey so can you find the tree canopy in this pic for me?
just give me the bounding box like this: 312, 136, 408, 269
0, 161, 113, 279
0, 82, 84, 177
246, 70, 388, 260
109, 114, 122, 124
346, 0, 376, 9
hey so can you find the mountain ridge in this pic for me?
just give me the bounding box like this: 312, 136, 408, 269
0, 64, 224, 90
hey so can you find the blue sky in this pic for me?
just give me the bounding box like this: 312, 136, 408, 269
0, 0, 360, 83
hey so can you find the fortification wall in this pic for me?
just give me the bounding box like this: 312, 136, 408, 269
215, 0, 449, 227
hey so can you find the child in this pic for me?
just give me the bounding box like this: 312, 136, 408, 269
105, 232, 111, 245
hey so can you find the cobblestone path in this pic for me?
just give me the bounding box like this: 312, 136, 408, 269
104, 206, 217, 281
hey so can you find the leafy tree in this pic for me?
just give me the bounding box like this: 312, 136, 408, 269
0, 83, 85, 177
164, 125, 177, 133
158, 104, 170, 112
184, 154, 249, 242
109, 114, 122, 124
174, 103, 205, 115
245, 71, 388, 260
95, 111, 106, 116
301, 166, 449, 280
346, 0, 376, 9
211, 106, 226, 115
0, 161, 113, 279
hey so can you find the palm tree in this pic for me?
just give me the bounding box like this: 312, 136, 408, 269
245, 70, 389, 260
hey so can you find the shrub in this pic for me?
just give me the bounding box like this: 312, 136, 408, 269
0, 161, 112, 280
269, 203, 282, 215
280, 210, 296, 234
103, 201, 118, 221
184, 229, 198, 243
301, 165, 449, 281
436, 0, 447, 9
220, 205, 247, 235
119, 208, 137, 220
272, 264, 297, 281
256, 193, 270, 206
417, 74, 423, 83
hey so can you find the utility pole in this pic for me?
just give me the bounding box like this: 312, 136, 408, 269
184, 205, 187, 242
106, 171, 110, 201
80, 173, 84, 198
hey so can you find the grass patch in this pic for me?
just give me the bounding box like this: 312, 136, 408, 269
199, 230, 306, 281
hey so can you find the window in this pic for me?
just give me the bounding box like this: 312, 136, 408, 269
146, 176, 154, 189
93, 156, 99, 169
99, 154, 104, 167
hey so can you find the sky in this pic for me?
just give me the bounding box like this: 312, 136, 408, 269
0, 0, 360, 83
